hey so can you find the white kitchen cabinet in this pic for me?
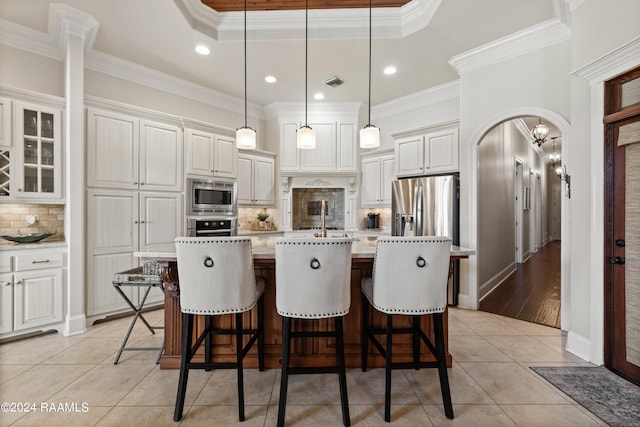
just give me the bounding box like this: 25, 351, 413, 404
86, 189, 180, 316
87, 108, 183, 192
0, 273, 12, 334
279, 120, 357, 173
395, 128, 459, 177
0, 97, 11, 149
361, 152, 395, 207
0, 246, 66, 337
238, 151, 275, 206
185, 128, 236, 179
13, 101, 63, 199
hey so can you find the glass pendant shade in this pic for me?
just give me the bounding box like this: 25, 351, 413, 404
555, 165, 563, 176
297, 125, 316, 149
531, 120, 549, 146
360, 124, 380, 149
236, 126, 256, 150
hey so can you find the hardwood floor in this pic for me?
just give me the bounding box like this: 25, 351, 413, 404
479, 240, 561, 328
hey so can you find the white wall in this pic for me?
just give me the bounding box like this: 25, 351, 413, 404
0, 44, 64, 97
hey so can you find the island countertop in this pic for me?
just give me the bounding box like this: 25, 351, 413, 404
134, 236, 475, 260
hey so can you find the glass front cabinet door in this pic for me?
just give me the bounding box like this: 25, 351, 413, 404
15, 102, 62, 199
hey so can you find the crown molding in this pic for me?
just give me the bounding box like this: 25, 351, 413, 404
84, 49, 264, 120
264, 101, 362, 119
572, 36, 640, 85
564, 0, 588, 12
175, 0, 442, 41
449, 18, 571, 75
373, 79, 460, 119
49, 3, 100, 50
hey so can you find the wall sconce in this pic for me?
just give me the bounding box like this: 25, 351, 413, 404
559, 165, 570, 198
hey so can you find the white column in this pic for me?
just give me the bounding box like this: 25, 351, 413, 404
55, 5, 99, 336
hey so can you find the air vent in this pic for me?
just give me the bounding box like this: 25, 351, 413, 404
323, 75, 344, 87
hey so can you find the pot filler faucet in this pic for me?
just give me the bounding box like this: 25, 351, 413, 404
314, 200, 327, 238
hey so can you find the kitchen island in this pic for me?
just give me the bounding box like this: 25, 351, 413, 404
136, 237, 473, 370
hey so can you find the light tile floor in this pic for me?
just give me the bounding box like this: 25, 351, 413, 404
0, 308, 607, 426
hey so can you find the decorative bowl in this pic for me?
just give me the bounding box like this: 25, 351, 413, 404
1, 232, 56, 243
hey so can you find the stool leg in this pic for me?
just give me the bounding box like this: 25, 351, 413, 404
258, 294, 265, 372
204, 315, 212, 371
174, 313, 193, 421
434, 313, 454, 419
412, 315, 420, 369
361, 292, 369, 372
277, 317, 292, 427
236, 313, 245, 422
384, 314, 393, 422
336, 317, 351, 427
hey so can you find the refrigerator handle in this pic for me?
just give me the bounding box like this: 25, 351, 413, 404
415, 183, 423, 236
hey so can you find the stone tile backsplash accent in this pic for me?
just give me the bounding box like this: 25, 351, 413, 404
0, 203, 65, 239
292, 188, 345, 230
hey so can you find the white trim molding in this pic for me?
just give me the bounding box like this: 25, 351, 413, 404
449, 19, 571, 76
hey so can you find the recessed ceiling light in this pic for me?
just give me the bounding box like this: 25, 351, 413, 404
384, 66, 397, 75
195, 44, 210, 55
265, 75, 277, 83
314, 92, 325, 100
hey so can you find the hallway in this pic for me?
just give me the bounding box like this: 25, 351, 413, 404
479, 241, 561, 328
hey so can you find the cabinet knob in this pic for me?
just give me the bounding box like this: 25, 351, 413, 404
140, 220, 146, 224
134, 220, 139, 224
2, 281, 10, 286
133, 182, 138, 185
140, 182, 145, 186
18, 188, 23, 192
16, 280, 22, 285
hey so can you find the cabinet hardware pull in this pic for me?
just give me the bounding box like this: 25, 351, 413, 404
140, 182, 145, 185
16, 280, 22, 285
32, 259, 51, 264
133, 182, 138, 185
140, 220, 146, 224
18, 188, 23, 192
3, 281, 10, 286
134, 220, 139, 224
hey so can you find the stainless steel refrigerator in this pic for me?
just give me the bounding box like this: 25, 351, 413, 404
391, 174, 460, 305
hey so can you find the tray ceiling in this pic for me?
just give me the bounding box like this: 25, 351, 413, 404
202, 0, 410, 12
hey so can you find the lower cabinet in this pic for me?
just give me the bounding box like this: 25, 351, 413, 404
0, 246, 66, 337
86, 188, 181, 318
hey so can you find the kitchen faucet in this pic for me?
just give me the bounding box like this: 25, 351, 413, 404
314, 200, 327, 238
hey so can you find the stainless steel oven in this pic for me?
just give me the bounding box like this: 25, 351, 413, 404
187, 178, 237, 216
187, 217, 238, 237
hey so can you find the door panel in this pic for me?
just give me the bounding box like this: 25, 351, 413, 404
604, 67, 640, 383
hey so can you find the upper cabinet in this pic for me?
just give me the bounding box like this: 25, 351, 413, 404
276, 105, 358, 174
14, 101, 63, 199
395, 124, 459, 177
361, 151, 395, 207
0, 97, 11, 149
237, 150, 275, 206
185, 128, 237, 179
87, 108, 183, 192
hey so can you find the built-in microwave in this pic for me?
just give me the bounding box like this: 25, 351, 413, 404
187, 178, 237, 216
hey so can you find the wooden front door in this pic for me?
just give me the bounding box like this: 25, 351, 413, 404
604, 66, 640, 384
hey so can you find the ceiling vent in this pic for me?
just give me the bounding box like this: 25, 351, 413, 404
323, 75, 344, 87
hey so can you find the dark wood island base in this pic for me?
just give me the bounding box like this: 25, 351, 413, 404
159, 257, 454, 370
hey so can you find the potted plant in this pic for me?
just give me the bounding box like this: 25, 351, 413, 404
256, 211, 269, 227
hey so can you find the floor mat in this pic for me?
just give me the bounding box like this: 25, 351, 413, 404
531, 366, 640, 426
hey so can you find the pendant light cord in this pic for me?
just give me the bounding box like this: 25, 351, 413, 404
368, 0, 372, 126
305, 0, 309, 127
243, 0, 248, 128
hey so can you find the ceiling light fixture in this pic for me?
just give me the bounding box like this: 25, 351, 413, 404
297, 0, 316, 150
236, 0, 256, 150
548, 136, 561, 164
314, 92, 325, 100
383, 66, 396, 75
360, 0, 380, 149
265, 75, 277, 83
531, 118, 549, 147
195, 44, 210, 55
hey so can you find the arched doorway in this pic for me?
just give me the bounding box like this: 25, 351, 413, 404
462, 107, 570, 330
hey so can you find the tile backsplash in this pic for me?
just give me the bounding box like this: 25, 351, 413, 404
0, 203, 65, 239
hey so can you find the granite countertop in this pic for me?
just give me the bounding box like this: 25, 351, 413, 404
0, 239, 66, 251
135, 237, 475, 261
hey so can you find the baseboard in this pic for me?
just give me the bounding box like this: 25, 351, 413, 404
478, 262, 517, 301
566, 330, 593, 363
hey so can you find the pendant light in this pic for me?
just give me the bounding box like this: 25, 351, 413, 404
236, 0, 256, 149
297, 0, 316, 149
360, 0, 380, 149
530, 118, 549, 147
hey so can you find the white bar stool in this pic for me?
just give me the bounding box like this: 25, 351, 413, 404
275, 237, 353, 427
173, 237, 265, 422
361, 236, 453, 422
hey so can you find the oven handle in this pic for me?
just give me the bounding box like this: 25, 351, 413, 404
195, 229, 233, 236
